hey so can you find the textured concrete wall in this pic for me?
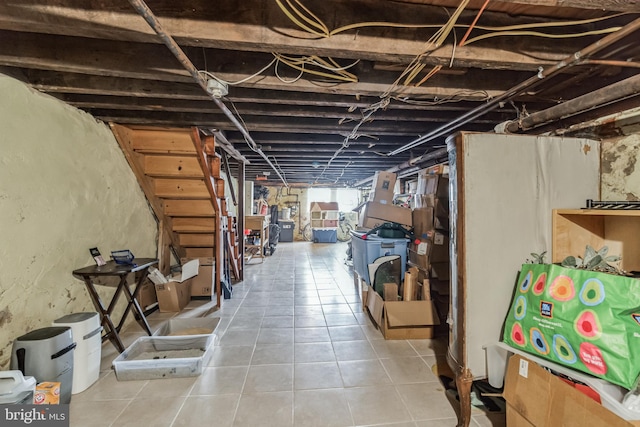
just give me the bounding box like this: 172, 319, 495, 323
0, 75, 157, 369
601, 134, 640, 201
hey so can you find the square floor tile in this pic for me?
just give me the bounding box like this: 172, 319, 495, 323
293, 389, 353, 427
294, 342, 336, 363
172, 395, 240, 427
338, 360, 391, 388
262, 315, 294, 328
70, 399, 129, 427
233, 391, 293, 427
295, 327, 330, 343
324, 313, 359, 326
191, 366, 248, 395
219, 329, 259, 346
252, 344, 294, 365
328, 325, 367, 341
243, 364, 293, 393
332, 340, 378, 361
111, 396, 186, 427
294, 362, 343, 390
380, 357, 438, 384
295, 315, 327, 328
396, 383, 458, 420
257, 327, 294, 344
343, 385, 412, 425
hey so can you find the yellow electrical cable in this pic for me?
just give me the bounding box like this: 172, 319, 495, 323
273, 53, 359, 81
464, 27, 622, 45
275, 0, 327, 37
274, 54, 358, 82
472, 13, 627, 31
286, 0, 329, 34
275, 0, 628, 43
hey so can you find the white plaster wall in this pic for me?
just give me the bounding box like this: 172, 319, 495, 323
0, 74, 157, 369
601, 134, 640, 201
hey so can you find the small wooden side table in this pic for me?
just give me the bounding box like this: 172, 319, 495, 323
72, 258, 158, 353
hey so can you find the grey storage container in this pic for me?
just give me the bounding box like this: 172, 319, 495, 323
351, 231, 409, 285
278, 220, 295, 242
11, 327, 76, 404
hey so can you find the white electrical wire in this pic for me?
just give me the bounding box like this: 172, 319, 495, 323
198, 57, 277, 86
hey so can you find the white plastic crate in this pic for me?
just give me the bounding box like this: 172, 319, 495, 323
112, 335, 213, 381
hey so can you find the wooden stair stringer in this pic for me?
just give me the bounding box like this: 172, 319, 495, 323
110, 123, 186, 270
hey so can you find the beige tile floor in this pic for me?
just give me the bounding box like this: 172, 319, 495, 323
69, 241, 506, 427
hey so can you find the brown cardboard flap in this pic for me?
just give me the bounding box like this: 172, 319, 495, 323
384, 300, 440, 328
366, 288, 384, 327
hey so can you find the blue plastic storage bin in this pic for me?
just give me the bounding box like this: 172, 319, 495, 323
351, 231, 409, 285
312, 228, 337, 243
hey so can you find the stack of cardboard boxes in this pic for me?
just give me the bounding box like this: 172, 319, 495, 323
358, 172, 412, 229
356, 171, 444, 339
408, 167, 451, 335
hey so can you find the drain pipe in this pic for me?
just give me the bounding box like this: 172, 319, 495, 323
387, 16, 640, 156
127, 0, 288, 187
504, 73, 640, 133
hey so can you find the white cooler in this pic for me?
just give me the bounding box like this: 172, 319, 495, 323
53, 312, 102, 394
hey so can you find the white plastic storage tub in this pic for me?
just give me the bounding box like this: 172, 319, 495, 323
53, 312, 102, 394
0, 371, 36, 404
153, 317, 220, 344
351, 232, 409, 285
112, 335, 214, 381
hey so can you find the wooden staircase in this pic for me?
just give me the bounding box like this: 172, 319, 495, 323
110, 124, 242, 307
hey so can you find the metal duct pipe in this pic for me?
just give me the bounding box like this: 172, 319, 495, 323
505, 74, 640, 133
387, 16, 640, 156
127, 0, 288, 187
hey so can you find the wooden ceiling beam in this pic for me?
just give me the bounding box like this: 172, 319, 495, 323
0, 0, 604, 71
55, 95, 514, 123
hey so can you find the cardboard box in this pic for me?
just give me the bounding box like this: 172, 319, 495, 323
137, 279, 158, 310
34, 382, 60, 405
190, 265, 213, 297
369, 171, 397, 203
408, 241, 431, 272
358, 201, 412, 228
504, 355, 640, 427
181, 257, 214, 298
155, 279, 192, 312
417, 173, 449, 198
365, 289, 440, 339
412, 207, 434, 239
154, 259, 198, 312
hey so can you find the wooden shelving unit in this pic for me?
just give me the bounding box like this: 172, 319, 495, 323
552, 209, 640, 272
245, 215, 269, 263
